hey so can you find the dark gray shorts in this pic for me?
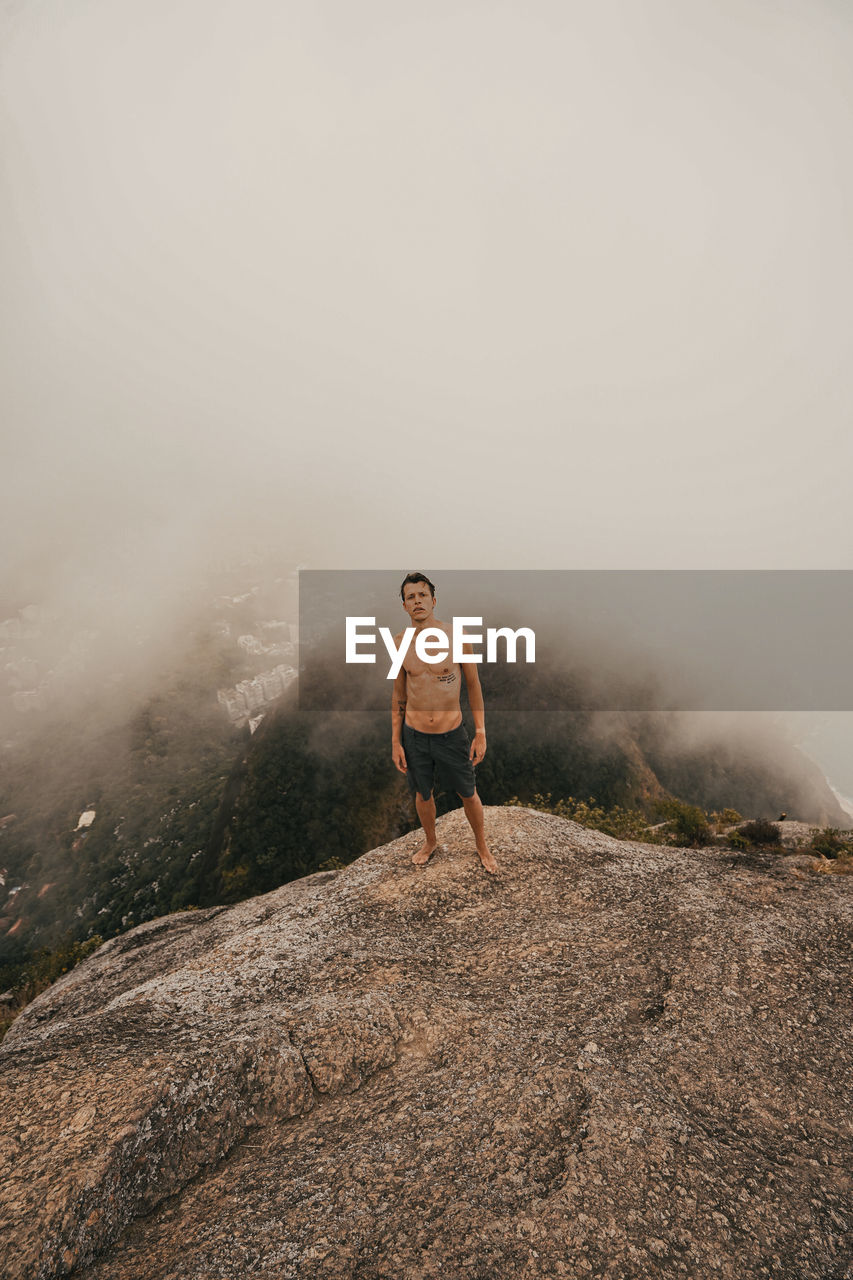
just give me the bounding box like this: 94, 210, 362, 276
402, 721, 477, 802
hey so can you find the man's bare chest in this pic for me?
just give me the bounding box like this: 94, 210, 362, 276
404, 654, 461, 688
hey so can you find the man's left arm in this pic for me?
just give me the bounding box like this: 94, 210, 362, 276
460, 650, 486, 765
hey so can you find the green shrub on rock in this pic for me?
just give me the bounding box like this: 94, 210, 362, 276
654, 798, 713, 847
738, 819, 782, 847
504, 794, 650, 840
809, 827, 853, 859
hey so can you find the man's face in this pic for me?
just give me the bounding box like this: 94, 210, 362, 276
402, 581, 436, 625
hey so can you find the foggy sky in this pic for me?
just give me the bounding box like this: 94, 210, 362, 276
3, 0, 853, 631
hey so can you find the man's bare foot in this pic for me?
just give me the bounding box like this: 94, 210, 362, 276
412, 840, 437, 866
477, 843, 498, 874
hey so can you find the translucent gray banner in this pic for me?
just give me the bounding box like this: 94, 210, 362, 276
298, 570, 853, 711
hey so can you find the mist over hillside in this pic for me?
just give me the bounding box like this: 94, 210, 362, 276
0, 558, 300, 960
4, 0, 853, 979
1, 576, 847, 970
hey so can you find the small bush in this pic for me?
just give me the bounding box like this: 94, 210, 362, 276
507, 793, 723, 846
711, 808, 743, 832
809, 827, 853, 860
654, 798, 713, 847
738, 819, 782, 847
504, 794, 650, 841
0, 934, 103, 1043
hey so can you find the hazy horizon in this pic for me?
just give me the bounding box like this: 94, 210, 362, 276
3, 2, 853, 774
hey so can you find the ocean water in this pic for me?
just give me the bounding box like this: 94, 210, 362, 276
783, 711, 853, 824
826, 781, 853, 823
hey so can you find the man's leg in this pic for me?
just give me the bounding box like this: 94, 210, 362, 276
459, 791, 498, 874
412, 790, 438, 865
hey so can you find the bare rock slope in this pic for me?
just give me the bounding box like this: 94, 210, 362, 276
2, 807, 851, 1280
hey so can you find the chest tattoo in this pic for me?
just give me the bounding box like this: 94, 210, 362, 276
436, 670, 458, 685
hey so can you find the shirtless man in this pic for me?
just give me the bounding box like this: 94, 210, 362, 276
391, 571, 498, 874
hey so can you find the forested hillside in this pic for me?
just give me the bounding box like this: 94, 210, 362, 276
1, 663, 847, 981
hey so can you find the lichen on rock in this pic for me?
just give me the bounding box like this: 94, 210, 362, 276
2, 807, 851, 1279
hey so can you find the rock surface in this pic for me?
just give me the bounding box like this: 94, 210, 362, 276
2, 807, 852, 1280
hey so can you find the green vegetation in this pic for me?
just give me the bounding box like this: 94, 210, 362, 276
809, 827, 848, 858
505, 794, 650, 840
4, 645, 850, 1035
506, 793, 717, 847
213, 709, 409, 899
807, 827, 853, 869
653, 797, 713, 846
505, 795, 853, 872
738, 818, 782, 847
0, 934, 103, 1042
0, 628, 246, 961
710, 808, 743, 830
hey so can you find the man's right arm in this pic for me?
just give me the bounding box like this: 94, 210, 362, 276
391, 669, 407, 774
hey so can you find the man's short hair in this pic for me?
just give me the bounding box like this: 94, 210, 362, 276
400, 571, 436, 602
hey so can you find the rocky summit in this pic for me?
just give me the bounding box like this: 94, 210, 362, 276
2, 807, 852, 1280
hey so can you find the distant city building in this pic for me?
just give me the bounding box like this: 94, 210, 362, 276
237, 634, 266, 655
260, 670, 282, 700
236, 677, 265, 711
237, 630, 293, 658
217, 690, 248, 721
217, 664, 297, 725
75, 810, 96, 831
